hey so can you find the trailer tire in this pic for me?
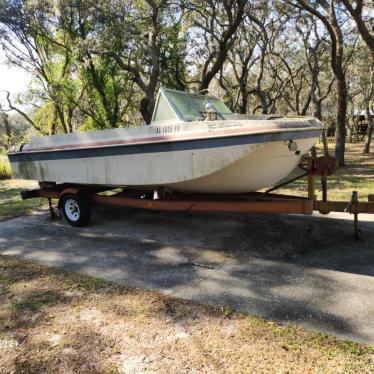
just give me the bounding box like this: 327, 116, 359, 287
60, 193, 91, 227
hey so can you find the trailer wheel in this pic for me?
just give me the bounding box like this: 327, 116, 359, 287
60, 193, 91, 227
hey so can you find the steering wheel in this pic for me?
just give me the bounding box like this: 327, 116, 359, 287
196, 111, 207, 121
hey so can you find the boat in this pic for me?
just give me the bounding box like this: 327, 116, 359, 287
8, 88, 323, 194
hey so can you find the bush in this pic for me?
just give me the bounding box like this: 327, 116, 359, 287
0, 157, 12, 179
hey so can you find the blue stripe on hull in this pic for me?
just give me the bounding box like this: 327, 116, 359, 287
8, 129, 321, 163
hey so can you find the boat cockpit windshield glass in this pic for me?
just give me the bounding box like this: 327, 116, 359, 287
162, 89, 233, 122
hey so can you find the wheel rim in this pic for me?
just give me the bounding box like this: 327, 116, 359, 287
64, 199, 80, 222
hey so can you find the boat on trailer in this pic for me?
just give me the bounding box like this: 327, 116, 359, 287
8, 88, 322, 194
9, 88, 374, 234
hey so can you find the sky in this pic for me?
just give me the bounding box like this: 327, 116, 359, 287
0, 48, 31, 108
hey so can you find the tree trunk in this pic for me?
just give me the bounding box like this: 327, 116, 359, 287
239, 86, 248, 114
140, 96, 155, 125
363, 106, 373, 153
328, 4, 348, 167
334, 74, 347, 167
2, 112, 11, 150
260, 93, 268, 114
55, 104, 69, 133
49, 109, 57, 135
321, 130, 329, 156
364, 124, 374, 154
314, 101, 329, 156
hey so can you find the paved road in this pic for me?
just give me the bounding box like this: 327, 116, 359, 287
1, 207, 374, 344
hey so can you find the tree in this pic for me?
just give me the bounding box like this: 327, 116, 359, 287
214, 2, 291, 114
0, 0, 372, 142
56, 0, 138, 129
294, 12, 335, 155
185, 0, 247, 92
363, 68, 374, 153
220, 16, 258, 114
340, 0, 374, 61
294, 0, 351, 167
0, 111, 11, 149
0, 0, 80, 133
87, 0, 187, 124
247, 6, 291, 114
0, 90, 42, 133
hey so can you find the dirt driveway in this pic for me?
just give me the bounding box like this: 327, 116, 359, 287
1, 207, 374, 344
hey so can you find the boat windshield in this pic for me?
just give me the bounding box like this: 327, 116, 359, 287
152, 88, 233, 122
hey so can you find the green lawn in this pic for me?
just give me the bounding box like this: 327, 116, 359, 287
0, 157, 11, 179
0, 179, 44, 221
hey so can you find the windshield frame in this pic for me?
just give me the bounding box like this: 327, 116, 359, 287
152, 87, 232, 123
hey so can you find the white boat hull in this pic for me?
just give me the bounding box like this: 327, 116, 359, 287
169, 138, 314, 193
10, 143, 257, 189
9, 137, 316, 194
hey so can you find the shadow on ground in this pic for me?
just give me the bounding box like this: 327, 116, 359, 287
0, 206, 373, 344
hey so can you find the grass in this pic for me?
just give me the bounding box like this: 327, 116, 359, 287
0, 179, 47, 221
0, 255, 373, 373
0, 157, 11, 179
13, 290, 62, 312
275, 141, 374, 201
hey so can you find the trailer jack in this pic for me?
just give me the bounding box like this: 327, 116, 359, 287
344, 191, 362, 241
47, 198, 58, 220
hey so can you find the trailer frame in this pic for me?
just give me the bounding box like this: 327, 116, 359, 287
20, 156, 374, 238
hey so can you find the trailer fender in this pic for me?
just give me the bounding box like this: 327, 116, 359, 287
58, 187, 86, 208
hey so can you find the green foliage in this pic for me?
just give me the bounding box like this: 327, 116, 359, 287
79, 57, 129, 129
0, 158, 11, 179
0, 0, 373, 134
33, 102, 57, 134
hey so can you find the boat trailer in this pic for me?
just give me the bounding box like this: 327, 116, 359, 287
21, 156, 374, 239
